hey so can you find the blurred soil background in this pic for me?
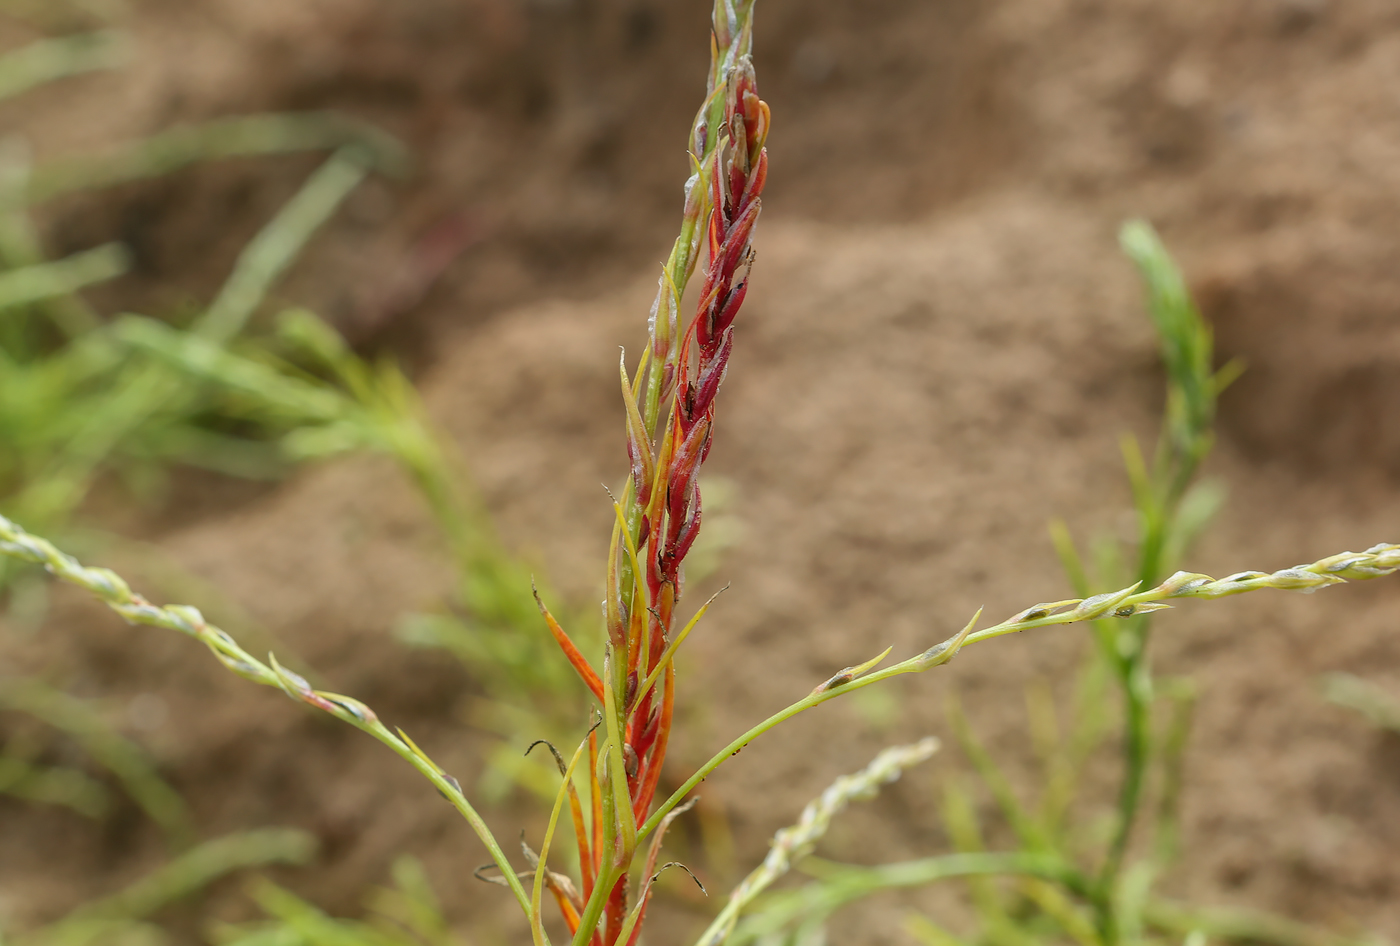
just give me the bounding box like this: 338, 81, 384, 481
3, 0, 1400, 943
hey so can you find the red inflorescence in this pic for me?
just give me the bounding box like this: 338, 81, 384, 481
657, 58, 769, 597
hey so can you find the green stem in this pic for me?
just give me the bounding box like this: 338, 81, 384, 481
572, 862, 625, 946
639, 657, 929, 842
5, 512, 1393, 943
637, 540, 1400, 843
1094, 628, 1152, 941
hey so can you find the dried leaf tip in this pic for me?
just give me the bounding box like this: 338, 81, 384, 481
525, 739, 568, 776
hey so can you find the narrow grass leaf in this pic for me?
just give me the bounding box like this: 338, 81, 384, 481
533, 582, 604, 703
0, 31, 126, 101
197, 148, 369, 344
0, 244, 130, 312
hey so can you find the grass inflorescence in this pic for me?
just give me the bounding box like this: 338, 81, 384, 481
2, 3, 1399, 946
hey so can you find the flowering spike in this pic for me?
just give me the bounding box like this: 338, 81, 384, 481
575, 13, 769, 943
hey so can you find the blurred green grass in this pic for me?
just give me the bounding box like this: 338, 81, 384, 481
0, 15, 588, 944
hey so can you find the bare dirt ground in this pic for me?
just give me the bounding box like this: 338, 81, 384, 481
3, 0, 1400, 943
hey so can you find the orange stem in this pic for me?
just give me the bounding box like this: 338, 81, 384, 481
569, 780, 594, 902
589, 725, 603, 884
634, 663, 675, 826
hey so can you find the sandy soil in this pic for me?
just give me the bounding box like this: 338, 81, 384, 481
3, 0, 1400, 943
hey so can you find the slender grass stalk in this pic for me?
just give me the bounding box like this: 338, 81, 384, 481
197, 148, 370, 344
3, 517, 1395, 942
642, 544, 1397, 849
695, 738, 940, 946
1080, 220, 1238, 941
0, 511, 532, 917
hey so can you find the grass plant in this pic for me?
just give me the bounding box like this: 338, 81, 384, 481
0, 14, 412, 944
0, 677, 193, 847
13, 829, 318, 946
112, 306, 590, 798
208, 857, 456, 946
1, 4, 1398, 946
711, 223, 1385, 946
1, 26, 406, 541
3, 0, 603, 850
